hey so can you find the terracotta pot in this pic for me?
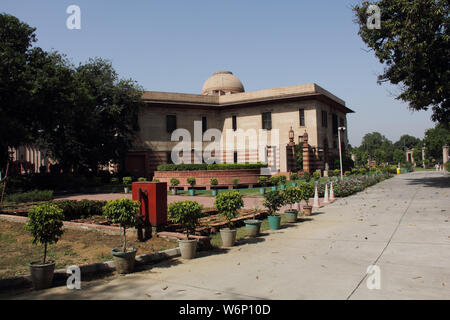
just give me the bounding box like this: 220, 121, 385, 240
303, 205, 312, 216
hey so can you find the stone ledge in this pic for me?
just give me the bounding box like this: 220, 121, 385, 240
0, 247, 180, 293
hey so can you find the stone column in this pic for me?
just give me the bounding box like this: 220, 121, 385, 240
422, 147, 426, 168
302, 131, 310, 173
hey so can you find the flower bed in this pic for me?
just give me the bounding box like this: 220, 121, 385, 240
316, 174, 392, 197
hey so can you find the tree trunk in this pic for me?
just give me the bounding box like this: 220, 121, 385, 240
43, 242, 47, 264
123, 227, 127, 252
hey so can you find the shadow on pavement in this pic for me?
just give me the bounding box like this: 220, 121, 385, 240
405, 175, 450, 189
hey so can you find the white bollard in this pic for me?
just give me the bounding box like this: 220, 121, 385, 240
323, 183, 329, 204
330, 182, 334, 201
313, 184, 320, 208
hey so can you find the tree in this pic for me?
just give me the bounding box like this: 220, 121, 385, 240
373, 149, 387, 164
394, 135, 421, 151
393, 149, 404, 164
353, 1, 450, 123
423, 123, 450, 161
0, 14, 40, 169
359, 132, 394, 162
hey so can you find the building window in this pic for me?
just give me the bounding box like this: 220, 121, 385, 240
232, 115, 237, 131
332, 113, 338, 136
339, 117, 345, 127
202, 116, 207, 133
299, 109, 305, 127
233, 152, 238, 164
262, 112, 272, 130
321, 111, 328, 128
166, 115, 177, 133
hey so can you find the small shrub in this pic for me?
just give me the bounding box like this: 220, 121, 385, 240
298, 182, 314, 203
446, 162, 450, 172
283, 186, 301, 210
122, 177, 132, 185
303, 172, 311, 182
232, 178, 239, 187
278, 175, 287, 185
351, 168, 358, 175
257, 176, 269, 186
168, 200, 203, 239
170, 178, 180, 187
344, 171, 351, 176
359, 168, 367, 174
270, 176, 280, 186
263, 190, 285, 216
187, 177, 196, 187
103, 199, 140, 252
214, 190, 244, 227
25, 203, 64, 264
210, 178, 218, 186
138, 177, 147, 182
312, 171, 321, 181
333, 169, 341, 176
289, 173, 299, 181
152, 179, 160, 182
53, 200, 107, 220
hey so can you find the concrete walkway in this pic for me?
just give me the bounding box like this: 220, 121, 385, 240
9, 171, 450, 300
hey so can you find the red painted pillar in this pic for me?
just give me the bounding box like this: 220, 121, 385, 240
132, 182, 168, 239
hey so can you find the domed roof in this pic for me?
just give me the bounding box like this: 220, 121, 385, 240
201, 71, 244, 95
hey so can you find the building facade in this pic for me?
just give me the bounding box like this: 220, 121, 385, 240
126, 71, 354, 178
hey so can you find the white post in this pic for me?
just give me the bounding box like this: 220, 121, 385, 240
330, 182, 334, 201
323, 183, 329, 204
338, 127, 346, 180
313, 183, 320, 208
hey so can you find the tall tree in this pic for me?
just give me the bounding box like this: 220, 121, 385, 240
0, 14, 38, 169
422, 123, 450, 161
353, 0, 450, 123
394, 134, 421, 151
359, 132, 394, 162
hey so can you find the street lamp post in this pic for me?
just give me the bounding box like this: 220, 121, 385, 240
338, 126, 346, 180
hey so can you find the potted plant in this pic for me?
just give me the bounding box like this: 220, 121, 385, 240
270, 176, 280, 191
303, 171, 311, 182
283, 186, 301, 223
290, 173, 299, 187
278, 174, 287, 190
210, 178, 218, 196
25, 203, 64, 290
258, 176, 268, 194
187, 177, 196, 196
122, 176, 132, 193
232, 178, 239, 189
244, 206, 262, 238
263, 190, 285, 230
138, 177, 147, 182
168, 200, 203, 259
298, 182, 314, 216
170, 178, 180, 195
103, 198, 140, 274
214, 190, 244, 247
312, 171, 321, 181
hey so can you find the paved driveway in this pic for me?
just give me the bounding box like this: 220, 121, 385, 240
9, 171, 450, 300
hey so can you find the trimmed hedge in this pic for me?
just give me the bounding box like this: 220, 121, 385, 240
4, 190, 53, 204
156, 163, 267, 171
52, 199, 107, 221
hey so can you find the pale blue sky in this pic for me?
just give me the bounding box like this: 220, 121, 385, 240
1, 0, 435, 146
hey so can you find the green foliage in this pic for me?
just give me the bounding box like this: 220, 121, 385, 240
257, 176, 269, 186
157, 163, 267, 171
278, 174, 287, 185
168, 200, 203, 238
353, 1, 449, 123
186, 177, 196, 187
263, 190, 285, 216
269, 176, 280, 186
394, 135, 422, 151
214, 190, 244, 226
152, 179, 160, 182
446, 162, 450, 172
4, 190, 53, 204
137, 177, 147, 182
103, 199, 140, 251
312, 171, 321, 181
333, 169, 341, 177
170, 178, 180, 186
297, 182, 314, 203
232, 178, 239, 186
283, 186, 302, 208
344, 171, 351, 176
122, 176, 132, 185
53, 200, 107, 220
359, 168, 367, 175
24, 203, 64, 263
423, 124, 450, 161
210, 178, 218, 186
289, 173, 299, 181
302, 172, 311, 182
393, 149, 405, 164
110, 177, 119, 184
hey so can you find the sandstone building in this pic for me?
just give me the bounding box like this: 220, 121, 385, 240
126, 71, 354, 178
